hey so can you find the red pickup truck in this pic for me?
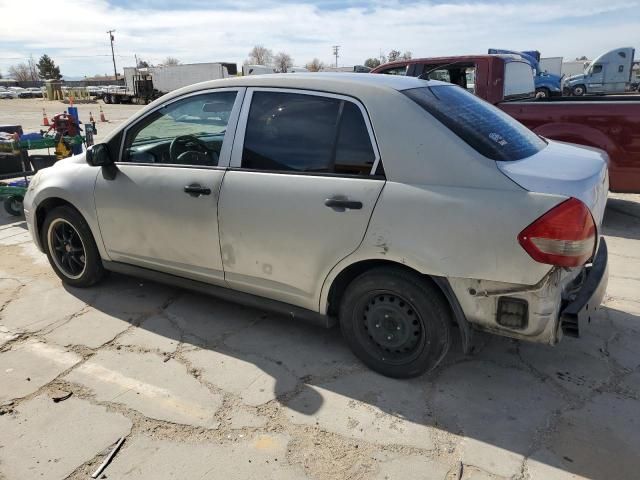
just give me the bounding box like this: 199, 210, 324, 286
372, 55, 640, 193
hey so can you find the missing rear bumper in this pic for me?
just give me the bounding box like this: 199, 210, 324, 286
559, 238, 609, 338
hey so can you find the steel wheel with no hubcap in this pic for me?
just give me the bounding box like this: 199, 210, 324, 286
48, 219, 86, 279
357, 292, 426, 365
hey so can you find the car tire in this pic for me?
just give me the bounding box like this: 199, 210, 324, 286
3, 195, 23, 216
42, 205, 105, 288
339, 267, 452, 378
572, 84, 586, 96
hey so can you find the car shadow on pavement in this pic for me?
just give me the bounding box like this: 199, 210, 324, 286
64, 273, 640, 480
0, 215, 27, 229
603, 197, 640, 241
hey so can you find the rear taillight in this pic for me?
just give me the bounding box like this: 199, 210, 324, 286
518, 198, 596, 267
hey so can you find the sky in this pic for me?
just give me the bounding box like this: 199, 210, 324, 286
0, 0, 638, 78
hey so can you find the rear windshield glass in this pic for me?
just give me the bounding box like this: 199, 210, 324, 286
403, 86, 546, 161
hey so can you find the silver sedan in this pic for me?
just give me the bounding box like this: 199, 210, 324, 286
23, 73, 609, 377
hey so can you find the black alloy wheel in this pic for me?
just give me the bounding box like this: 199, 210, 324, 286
47, 218, 86, 279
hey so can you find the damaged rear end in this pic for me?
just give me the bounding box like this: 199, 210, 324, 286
451, 140, 609, 344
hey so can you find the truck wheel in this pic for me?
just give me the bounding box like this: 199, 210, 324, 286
104, 94, 112, 104
42, 206, 105, 288
572, 85, 586, 96
535, 87, 550, 99
3, 195, 23, 216
339, 267, 452, 378
113, 95, 121, 104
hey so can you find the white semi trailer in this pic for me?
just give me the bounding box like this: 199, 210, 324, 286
103, 62, 233, 104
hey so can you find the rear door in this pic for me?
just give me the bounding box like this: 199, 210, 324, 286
218, 88, 385, 310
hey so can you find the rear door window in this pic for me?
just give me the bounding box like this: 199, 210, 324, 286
241, 91, 377, 175
403, 85, 546, 161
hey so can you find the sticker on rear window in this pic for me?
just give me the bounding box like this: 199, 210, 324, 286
489, 132, 508, 146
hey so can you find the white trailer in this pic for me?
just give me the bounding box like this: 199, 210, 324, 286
539, 57, 563, 76
104, 62, 231, 104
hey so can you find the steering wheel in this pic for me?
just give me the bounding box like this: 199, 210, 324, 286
169, 135, 212, 164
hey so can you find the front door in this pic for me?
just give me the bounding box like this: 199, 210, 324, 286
218, 88, 385, 310
587, 64, 605, 93
94, 88, 244, 283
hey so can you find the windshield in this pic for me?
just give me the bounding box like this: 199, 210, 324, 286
403, 85, 547, 161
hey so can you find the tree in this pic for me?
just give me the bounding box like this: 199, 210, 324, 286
402, 51, 412, 60
387, 50, 401, 62
364, 57, 381, 69
36, 54, 61, 80
161, 57, 180, 66
247, 45, 273, 66
305, 58, 325, 72
274, 52, 293, 73
576, 55, 588, 61
8, 63, 31, 82
137, 59, 151, 68
26, 56, 39, 80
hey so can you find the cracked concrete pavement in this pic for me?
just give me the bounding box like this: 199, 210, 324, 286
1, 152, 639, 479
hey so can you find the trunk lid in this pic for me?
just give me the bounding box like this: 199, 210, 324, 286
496, 139, 609, 228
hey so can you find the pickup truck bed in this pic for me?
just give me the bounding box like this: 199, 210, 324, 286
499, 98, 640, 193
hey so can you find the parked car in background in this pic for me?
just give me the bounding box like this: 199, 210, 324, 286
372, 54, 640, 193
27, 87, 44, 98
0, 89, 17, 99
24, 73, 608, 378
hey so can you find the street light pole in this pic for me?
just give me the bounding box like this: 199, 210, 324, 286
107, 30, 118, 80
332, 45, 340, 68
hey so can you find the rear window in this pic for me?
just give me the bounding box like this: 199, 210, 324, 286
403, 86, 546, 161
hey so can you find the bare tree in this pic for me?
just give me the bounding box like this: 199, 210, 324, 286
247, 45, 273, 66
305, 58, 325, 72
274, 52, 293, 73
161, 57, 181, 66
387, 50, 401, 62
401, 51, 412, 60
26, 55, 39, 81
8, 63, 31, 82
364, 58, 381, 69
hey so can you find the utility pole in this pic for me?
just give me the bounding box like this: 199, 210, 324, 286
107, 30, 118, 80
332, 45, 340, 68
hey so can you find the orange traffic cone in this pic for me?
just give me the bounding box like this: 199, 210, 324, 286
89, 111, 95, 123
99, 106, 107, 122
42, 108, 50, 127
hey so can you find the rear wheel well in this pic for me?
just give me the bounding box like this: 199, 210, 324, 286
35, 198, 78, 244
327, 260, 450, 318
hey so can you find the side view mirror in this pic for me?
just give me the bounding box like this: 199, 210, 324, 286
86, 143, 113, 167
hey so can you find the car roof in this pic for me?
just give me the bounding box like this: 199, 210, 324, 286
171, 72, 447, 99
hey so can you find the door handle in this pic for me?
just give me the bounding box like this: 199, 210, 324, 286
184, 184, 212, 197
324, 198, 363, 210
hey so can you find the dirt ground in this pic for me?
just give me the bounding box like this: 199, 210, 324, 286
1, 98, 640, 480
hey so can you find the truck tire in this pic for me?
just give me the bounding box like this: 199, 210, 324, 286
113, 95, 121, 104
535, 87, 550, 99
572, 84, 586, 96
339, 267, 452, 378
104, 94, 112, 104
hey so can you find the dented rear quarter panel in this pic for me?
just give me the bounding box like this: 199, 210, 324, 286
320, 181, 566, 314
